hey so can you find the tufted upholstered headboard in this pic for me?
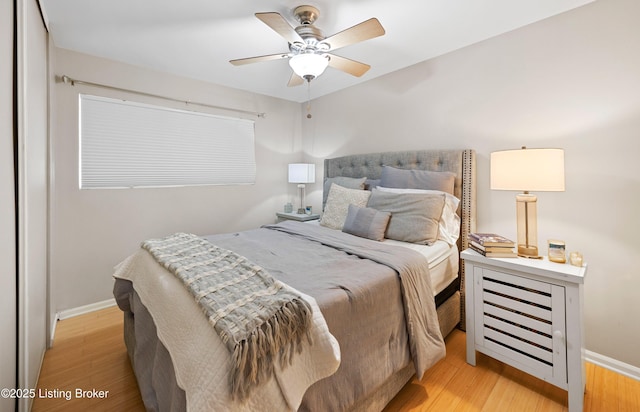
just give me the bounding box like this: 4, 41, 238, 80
324, 149, 476, 329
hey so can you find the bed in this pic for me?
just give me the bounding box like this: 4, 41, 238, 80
113, 149, 476, 411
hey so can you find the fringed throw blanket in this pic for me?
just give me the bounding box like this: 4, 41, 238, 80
141, 232, 313, 400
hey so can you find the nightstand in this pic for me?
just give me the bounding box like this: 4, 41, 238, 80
276, 212, 320, 223
461, 249, 587, 412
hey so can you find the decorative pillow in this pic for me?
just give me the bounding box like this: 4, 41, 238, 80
367, 188, 445, 245
376, 187, 461, 245
320, 183, 371, 230
342, 204, 391, 241
380, 165, 456, 195
322, 176, 367, 209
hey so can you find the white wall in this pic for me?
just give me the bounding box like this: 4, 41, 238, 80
0, 1, 17, 411
49, 48, 303, 317
17, 0, 49, 409
302, 0, 640, 368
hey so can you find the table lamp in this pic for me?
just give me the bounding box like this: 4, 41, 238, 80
490, 147, 565, 258
288, 163, 315, 214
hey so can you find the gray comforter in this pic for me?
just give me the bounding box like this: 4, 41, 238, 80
203, 220, 446, 411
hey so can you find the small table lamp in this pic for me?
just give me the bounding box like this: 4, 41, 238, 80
490, 147, 565, 258
288, 163, 315, 214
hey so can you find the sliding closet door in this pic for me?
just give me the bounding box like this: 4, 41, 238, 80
0, 1, 17, 411
16, 0, 49, 410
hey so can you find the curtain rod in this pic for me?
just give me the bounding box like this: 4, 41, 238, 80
60, 75, 266, 119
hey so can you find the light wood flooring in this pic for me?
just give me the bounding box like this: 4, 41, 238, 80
33, 306, 639, 411
32, 306, 144, 412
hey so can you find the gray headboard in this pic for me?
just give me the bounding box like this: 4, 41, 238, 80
324, 149, 476, 329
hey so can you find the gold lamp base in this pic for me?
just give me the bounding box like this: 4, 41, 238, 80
517, 245, 543, 259
516, 193, 543, 259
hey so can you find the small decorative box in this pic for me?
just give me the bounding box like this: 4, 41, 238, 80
548, 239, 566, 263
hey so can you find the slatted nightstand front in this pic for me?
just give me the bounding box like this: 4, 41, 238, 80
462, 249, 587, 412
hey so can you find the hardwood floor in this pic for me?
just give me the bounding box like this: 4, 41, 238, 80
33, 306, 640, 411
32, 306, 144, 412
384, 332, 640, 412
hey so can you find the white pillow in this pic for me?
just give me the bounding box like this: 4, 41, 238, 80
376, 186, 460, 245
320, 183, 371, 230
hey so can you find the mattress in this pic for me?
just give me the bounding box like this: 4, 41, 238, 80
384, 239, 459, 296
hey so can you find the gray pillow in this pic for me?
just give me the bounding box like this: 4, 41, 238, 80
342, 204, 391, 241
380, 165, 456, 195
323, 176, 367, 209
367, 188, 445, 245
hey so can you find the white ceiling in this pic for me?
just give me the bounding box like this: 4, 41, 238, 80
40, 0, 594, 103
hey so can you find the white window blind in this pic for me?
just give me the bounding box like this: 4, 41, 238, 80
79, 94, 256, 189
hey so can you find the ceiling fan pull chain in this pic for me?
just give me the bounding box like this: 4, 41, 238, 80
306, 80, 313, 119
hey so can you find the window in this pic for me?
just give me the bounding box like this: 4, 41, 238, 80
79, 94, 256, 189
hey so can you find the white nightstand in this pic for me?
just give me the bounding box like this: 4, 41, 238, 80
461, 249, 587, 412
276, 212, 320, 223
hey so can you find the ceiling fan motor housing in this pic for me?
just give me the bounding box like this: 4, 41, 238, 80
291, 5, 327, 53
291, 26, 327, 53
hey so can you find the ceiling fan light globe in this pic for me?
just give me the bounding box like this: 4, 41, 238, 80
289, 53, 329, 79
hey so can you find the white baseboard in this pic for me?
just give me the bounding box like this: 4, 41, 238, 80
49, 313, 58, 347
50, 298, 117, 345
586, 350, 640, 382
57, 298, 117, 320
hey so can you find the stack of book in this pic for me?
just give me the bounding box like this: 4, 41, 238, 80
468, 233, 517, 258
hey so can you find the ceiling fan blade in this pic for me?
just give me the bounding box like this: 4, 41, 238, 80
327, 54, 371, 77
321, 18, 385, 51
255, 12, 304, 44
287, 72, 305, 87
229, 53, 289, 66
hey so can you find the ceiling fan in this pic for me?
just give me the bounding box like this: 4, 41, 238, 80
230, 5, 385, 87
